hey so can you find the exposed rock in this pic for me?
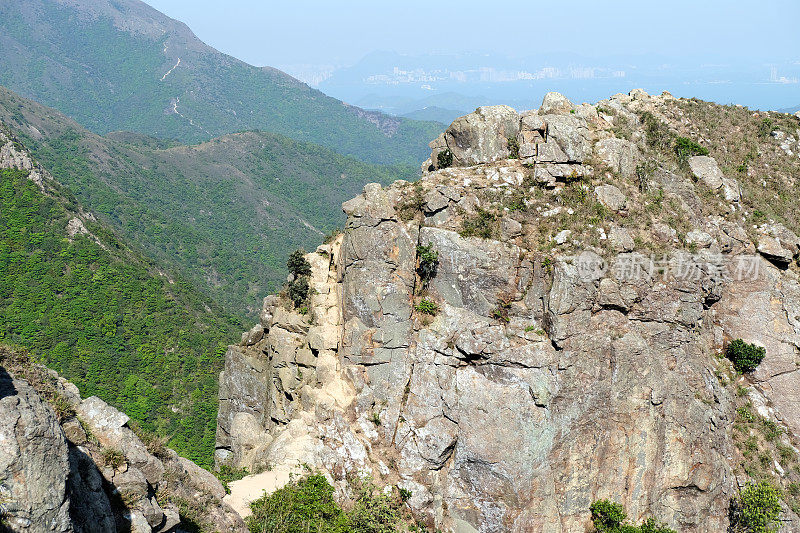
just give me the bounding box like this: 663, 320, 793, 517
756, 224, 800, 268
0, 355, 246, 533
215, 91, 800, 533
240, 323, 265, 346
542, 114, 591, 162
595, 137, 640, 177
539, 91, 574, 115
689, 155, 725, 189
609, 225, 635, 252
442, 106, 520, 167
686, 230, 714, 248
0, 368, 71, 532
688, 155, 741, 202
555, 229, 572, 245
594, 184, 627, 211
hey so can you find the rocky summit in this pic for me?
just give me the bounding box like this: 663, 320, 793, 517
216, 90, 800, 531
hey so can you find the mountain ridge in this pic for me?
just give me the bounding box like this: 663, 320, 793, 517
0, 124, 242, 466
0, 85, 411, 317
0, 0, 442, 165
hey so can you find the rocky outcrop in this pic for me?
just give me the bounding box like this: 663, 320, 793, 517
0, 368, 71, 532
0, 353, 245, 533
218, 90, 800, 532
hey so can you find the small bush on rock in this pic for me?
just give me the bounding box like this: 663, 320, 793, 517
416, 243, 439, 287
507, 136, 520, 159
288, 277, 310, 309
591, 499, 627, 532
729, 481, 781, 533
397, 182, 425, 221
674, 137, 709, 162
590, 500, 676, 533
247, 474, 418, 533
286, 249, 312, 309
727, 339, 766, 373
758, 118, 774, 138
248, 474, 348, 533
102, 448, 126, 470
414, 298, 439, 316
639, 111, 673, 152
287, 249, 311, 278
437, 148, 453, 169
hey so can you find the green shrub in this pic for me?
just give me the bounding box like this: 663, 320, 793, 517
414, 298, 439, 316
727, 339, 766, 373
460, 208, 498, 239
248, 474, 348, 533
437, 149, 453, 169
287, 249, 311, 278
591, 499, 627, 532
729, 481, 782, 533
589, 500, 675, 533
247, 474, 416, 533
288, 277, 310, 309
507, 136, 520, 159
416, 243, 439, 287
674, 137, 709, 161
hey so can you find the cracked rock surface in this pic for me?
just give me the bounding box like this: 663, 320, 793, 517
217, 90, 800, 532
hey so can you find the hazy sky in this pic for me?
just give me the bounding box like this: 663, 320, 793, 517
144, 0, 799, 67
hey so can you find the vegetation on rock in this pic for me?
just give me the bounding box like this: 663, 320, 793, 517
459, 208, 498, 239
727, 339, 767, 373
414, 298, 439, 316
415, 243, 439, 288
507, 136, 520, 159
247, 474, 419, 533
729, 481, 782, 533
589, 500, 676, 533
674, 136, 709, 162
437, 148, 453, 169
287, 250, 312, 309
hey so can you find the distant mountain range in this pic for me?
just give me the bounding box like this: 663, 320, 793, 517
0, 0, 442, 165
0, 87, 410, 318
779, 105, 800, 114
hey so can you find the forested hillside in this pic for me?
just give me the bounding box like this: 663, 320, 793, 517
0, 0, 442, 165
0, 147, 241, 467
0, 87, 409, 317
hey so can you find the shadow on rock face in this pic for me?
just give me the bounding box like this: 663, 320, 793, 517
0, 366, 17, 400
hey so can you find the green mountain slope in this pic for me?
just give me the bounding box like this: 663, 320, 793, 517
0, 132, 242, 467
0, 0, 441, 165
0, 86, 409, 317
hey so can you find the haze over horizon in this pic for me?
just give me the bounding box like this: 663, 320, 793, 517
143, 0, 800, 114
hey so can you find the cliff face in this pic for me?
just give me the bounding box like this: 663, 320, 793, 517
217, 90, 800, 531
